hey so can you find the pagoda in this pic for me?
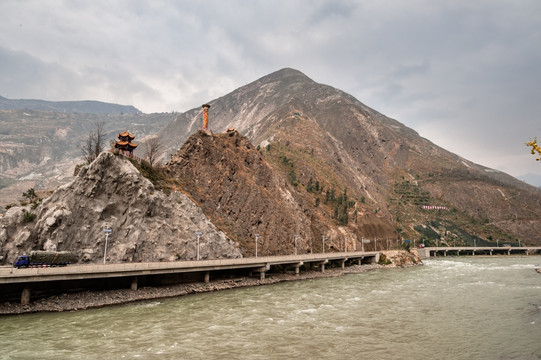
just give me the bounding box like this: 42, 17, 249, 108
114, 130, 138, 156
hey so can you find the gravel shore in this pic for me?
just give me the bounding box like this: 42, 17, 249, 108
0, 263, 410, 316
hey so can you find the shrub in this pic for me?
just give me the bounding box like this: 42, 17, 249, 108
23, 210, 36, 223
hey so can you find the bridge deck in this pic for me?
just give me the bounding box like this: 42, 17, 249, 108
418, 246, 541, 259
0, 251, 381, 304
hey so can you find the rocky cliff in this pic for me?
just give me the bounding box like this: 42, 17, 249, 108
0, 152, 242, 264
166, 130, 396, 255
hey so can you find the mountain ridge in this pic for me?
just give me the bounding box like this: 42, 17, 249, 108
0, 95, 141, 114
155, 67, 541, 245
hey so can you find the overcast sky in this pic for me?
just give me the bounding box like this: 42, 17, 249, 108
1, 1, 540, 184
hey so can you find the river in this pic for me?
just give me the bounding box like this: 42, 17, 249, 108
1, 256, 540, 359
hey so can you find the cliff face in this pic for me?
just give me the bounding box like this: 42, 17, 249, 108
167, 130, 396, 255
167, 130, 314, 255
0, 152, 241, 264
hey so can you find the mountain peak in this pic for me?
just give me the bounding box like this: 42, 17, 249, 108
261, 68, 315, 84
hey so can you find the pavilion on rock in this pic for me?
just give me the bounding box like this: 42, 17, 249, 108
114, 130, 138, 156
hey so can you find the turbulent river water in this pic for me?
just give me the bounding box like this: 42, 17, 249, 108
1, 256, 541, 359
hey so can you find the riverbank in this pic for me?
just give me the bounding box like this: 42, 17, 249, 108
0, 250, 421, 315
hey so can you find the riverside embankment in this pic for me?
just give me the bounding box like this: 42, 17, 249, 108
0, 250, 420, 315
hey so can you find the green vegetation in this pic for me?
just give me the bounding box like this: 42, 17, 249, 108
378, 254, 392, 265
22, 210, 36, 223
126, 157, 171, 194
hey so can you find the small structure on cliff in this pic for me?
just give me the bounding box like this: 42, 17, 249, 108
202, 104, 212, 134
114, 130, 138, 156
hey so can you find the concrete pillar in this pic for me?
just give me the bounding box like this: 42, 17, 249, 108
131, 277, 138, 291
341, 259, 346, 270
295, 266, 300, 277
21, 287, 31, 305
259, 271, 266, 280
358, 258, 362, 265
321, 264, 325, 272
204, 271, 210, 284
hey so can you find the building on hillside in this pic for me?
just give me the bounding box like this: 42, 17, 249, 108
114, 130, 138, 157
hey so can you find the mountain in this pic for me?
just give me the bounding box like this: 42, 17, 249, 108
0, 152, 242, 264
2, 67, 540, 253
0, 96, 141, 114
166, 130, 396, 255
0, 110, 175, 207
157, 68, 541, 246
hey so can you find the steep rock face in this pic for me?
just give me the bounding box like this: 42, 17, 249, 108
167, 130, 397, 255
167, 130, 316, 255
0, 152, 241, 264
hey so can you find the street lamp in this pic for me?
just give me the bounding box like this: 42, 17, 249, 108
294, 234, 298, 255
254, 234, 260, 257
322, 235, 326, 253
103, 226, 112, 264
196, 231, 202, 260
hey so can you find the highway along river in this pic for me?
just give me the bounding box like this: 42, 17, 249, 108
1, 257, 541, 359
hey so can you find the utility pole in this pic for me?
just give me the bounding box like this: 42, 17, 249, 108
322, 235, 325, 254
103, 226, 112, 264
294, 235, 298, 255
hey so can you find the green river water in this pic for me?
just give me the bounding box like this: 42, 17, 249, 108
1, 257, 541, 359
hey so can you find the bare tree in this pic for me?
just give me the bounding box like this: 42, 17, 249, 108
80, 122, 107, 164
144, 136, 165, 166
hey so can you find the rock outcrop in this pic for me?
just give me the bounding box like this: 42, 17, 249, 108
0, 152, 242, 264
167, 130, 318, 255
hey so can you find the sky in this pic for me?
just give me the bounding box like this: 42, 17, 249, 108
1, 0, 540, 184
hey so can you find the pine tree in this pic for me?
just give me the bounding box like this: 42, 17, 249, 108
307, 177, 314, 192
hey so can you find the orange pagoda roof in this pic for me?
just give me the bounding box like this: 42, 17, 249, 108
118, 130, 135, 140
115, 141, 138, 149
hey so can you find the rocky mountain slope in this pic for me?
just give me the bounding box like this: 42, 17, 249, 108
0, 110, 175, 207
2, 67, 540, 256
166, 130, 396, 255
157, 68, 541, 246
0, 152, 242, 264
